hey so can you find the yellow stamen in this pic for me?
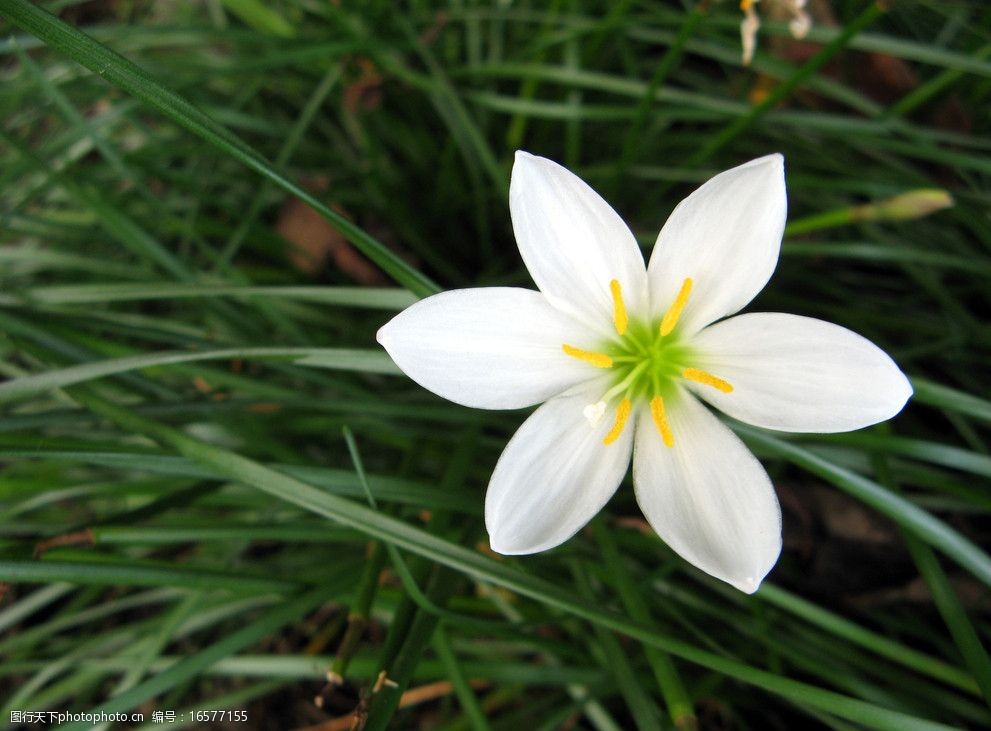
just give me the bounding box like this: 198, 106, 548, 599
603, 398, 632, 445
682, 367, 734, 393
660, 277, 693, 336
649, 396, 674, 448
740, 0, 754, 10
609, 279, 628, 336
562, 344, 613, 369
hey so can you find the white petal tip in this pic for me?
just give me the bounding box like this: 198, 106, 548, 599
511, 150, 554, 182
488, 538, 508, 555
740, 153, 785, 184
487, 535, 542, 556
900, 371, 914, 398
865, 364, 914, 426
891, 376, 913, 416
754, 152, 784, 169
486, 519, 572, 555
487, 540, 514, 556
711, 562, 776, 594
375, 323, 389, 346
733, 576, 762, 594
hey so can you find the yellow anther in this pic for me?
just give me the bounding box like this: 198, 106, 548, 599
682, 367, 734, 393
609, 279, 628, 336
660, 277, 693, 336
649, 396, 674, 448
603, 399, 632, 445
562, 344, 613, 369
740, 0, 754, 10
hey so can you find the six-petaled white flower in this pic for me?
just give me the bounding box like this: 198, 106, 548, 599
377, 151, 912, 593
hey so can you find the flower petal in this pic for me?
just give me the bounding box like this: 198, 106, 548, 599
486, 380, 633, 554
633, 392, 781, 593
511, 151, 647, 332
647, 154, 786, 335
691, 313, 913, 432
377, 287, 602, 410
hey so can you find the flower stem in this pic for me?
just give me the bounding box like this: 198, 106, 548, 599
330, 541, 386, 680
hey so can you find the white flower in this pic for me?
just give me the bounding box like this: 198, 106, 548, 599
740, 0, 813, 66
377, 152, 912, 593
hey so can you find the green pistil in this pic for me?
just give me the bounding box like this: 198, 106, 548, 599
602, 318, 694, 402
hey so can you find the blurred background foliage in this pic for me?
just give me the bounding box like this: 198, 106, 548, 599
1, 0, 990, 729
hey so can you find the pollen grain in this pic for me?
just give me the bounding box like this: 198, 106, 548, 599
603, 399, 632, 445
649, 396, 674, 448
660, 277, 693, 336
609, 279, 628, 336
682, 367, 733, 393
562, 344, 613, 369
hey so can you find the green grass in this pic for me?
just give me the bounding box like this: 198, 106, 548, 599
1, 1, 990, 729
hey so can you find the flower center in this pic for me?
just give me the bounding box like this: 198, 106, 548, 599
561, 277, 733, 448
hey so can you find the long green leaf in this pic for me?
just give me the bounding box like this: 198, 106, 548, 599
0, 560, 299, 594
20, 283, 417, 309
0, 347, 398, 404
